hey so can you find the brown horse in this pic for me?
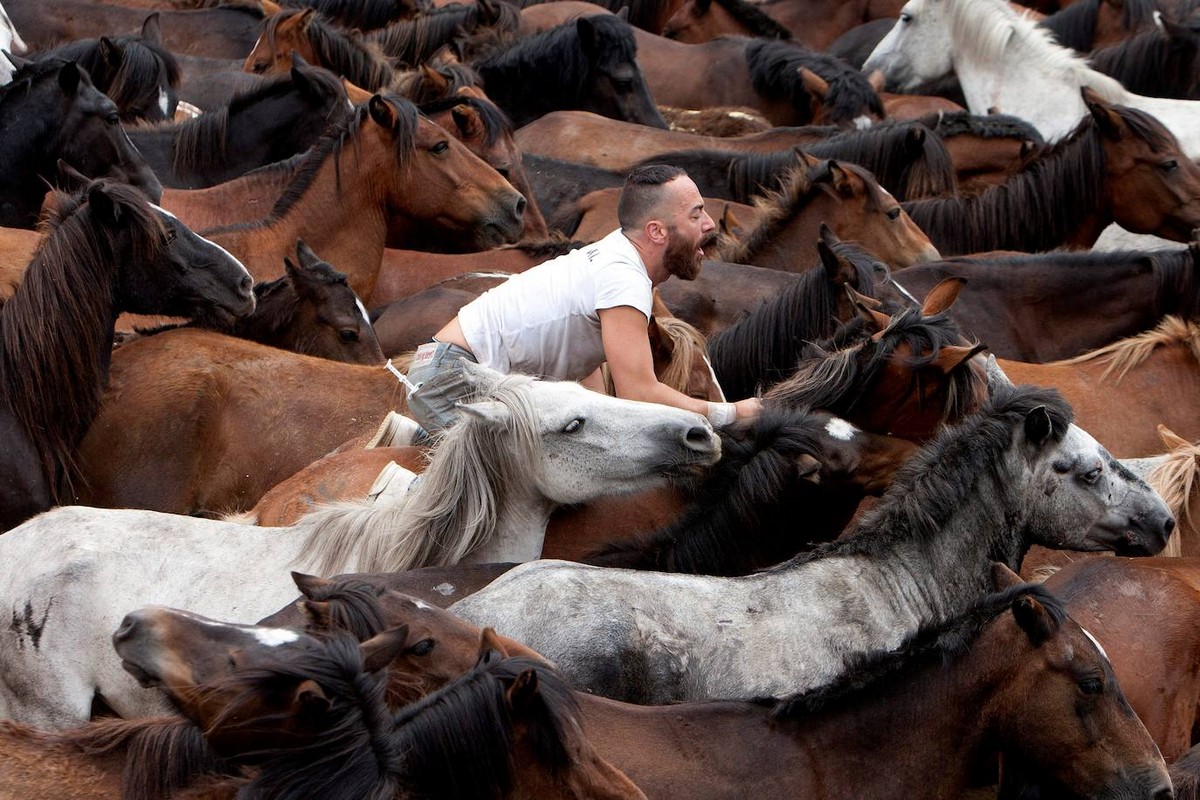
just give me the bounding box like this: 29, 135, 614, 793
679, 0, 907, 50
1043, 557, 1200, 762
715, 155, 940, 270
662, 0, 792, 42
115, 616, 649, 800
195, 94, 525, 300
999, 316, 1200, 457
1040, 0, 1158, 52
918, 110, 1046, 196
903, 93, 1200, 254
73, 329, 406, 515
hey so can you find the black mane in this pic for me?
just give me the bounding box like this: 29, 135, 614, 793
1039, 0, 1156, 52
584, 407, 859, 574
744, 39, 884, 128
284, 0, 421, 30
1089, 22, 1200, 100
902, 105, 1176, 255
917, 110, 1044, 143
40, 35, 181, 122
707, 238, 883, 399
705, 0, 792, 39
370, 0, 521, 67
772, 381, 1073, 568
771, 583, 1067, 719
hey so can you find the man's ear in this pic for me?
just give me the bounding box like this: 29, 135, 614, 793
645, 218, 667, 244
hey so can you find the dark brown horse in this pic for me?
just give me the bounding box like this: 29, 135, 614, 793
0, 59, 162, 229
662, 0, 792, 41
0, 181, 254, 531
903, 93, 1200, 254
894, 244, 1200, 361
1039, 0, 1157, 51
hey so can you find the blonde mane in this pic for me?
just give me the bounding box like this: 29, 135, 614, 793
1147, 425, 1200, 558
715, 160, 813, 264
602, 314, 712, 396
291, 370, 542, 575
1054, 316, 1200, 382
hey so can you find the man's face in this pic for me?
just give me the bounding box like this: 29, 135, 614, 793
660, 177, 717, 281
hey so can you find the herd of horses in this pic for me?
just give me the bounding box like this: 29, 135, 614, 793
0, 0, 1197, 796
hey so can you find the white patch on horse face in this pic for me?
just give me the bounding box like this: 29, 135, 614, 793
151, 204, 252, 282
824, 418, 858, 441
356, 298, 371, 326
414, 599, 434, 610
853, 115, 872, 130
701, 355, 726, 402
1082, 627, 1109, 661
158, 87, 169, 117
252, 627, 300, 646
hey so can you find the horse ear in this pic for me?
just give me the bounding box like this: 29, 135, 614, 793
421, 62, 450, 92
361, 625, 411, 672
797, 67, 830, 101
695, 0, 712, 11
818, 236, 856, 285
795, 453, 822, 482
299, 599, 332, 628
3, 50, 30, 70
576, 16, 599, 56
99, 37, 123, 70
140, 13, 162, 45
616, 5, 630, 20
293, 679, 331, 713
58, 61, 82, 96
506, 669, 541, 712
985, 354, 1014, 393
813, 160, 853, 196
990, 561, 1024, 591
931, 342, 985, 375
1012, 593, 1057, 647
1082, 88, 1125, 140
904, 124, 927, 154
476, 0, 502, 26
647, 315, 671, 360
920, 276, 966, 316
451, 104, 482, 139
289, 53, 323, 99
457, 400, 512, 427
291, 570, 335, 598
296, 239, 321, 268
87, 182, 123, 225
719, 204, 743, 238
478, 627, 512, 659
847, 284, 890, 331
343, 78, 374, 104
368, 94, 399, 131
1024, 404, 1055, 446
1157, 424, 1191, 452
261, 0, 284, 14
56, 159, 92, 191
865, 68, 885, 95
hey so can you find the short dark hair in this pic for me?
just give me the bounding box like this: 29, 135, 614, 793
618, 164, 687, 232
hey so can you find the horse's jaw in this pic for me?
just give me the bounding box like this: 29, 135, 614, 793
462, 493, 556, 565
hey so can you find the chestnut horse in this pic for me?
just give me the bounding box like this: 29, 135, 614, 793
194, 94, 525, 300
0, 181, 253, 532
902, 94, 1200, 255
999, 316, 1200, 456
715, 155, 940, 271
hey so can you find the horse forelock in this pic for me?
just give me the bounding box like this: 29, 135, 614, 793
308, 13, 396, 91
390, 656, 580, 799
372, 2, 520, 67
418, 94, 514, 146
2, 184, 164, 499
770, 583, 1066, 720
297, 578, 389, 640
1055, 315, 1200, 382
744, 39, 884, 126
106, 38, 180, 111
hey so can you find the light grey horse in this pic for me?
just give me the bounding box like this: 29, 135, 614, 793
451, 382, 1174, 703
0, 363, 719, 728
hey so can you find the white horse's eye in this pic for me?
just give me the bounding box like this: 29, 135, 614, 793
563, 418, 585, 434
1082, 467, 1102, 484
900, 12, 912, 22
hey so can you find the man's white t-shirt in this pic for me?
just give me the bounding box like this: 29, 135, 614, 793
457, 229, 653, 380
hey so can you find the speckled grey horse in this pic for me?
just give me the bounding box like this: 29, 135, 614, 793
452, 382, 1175, 703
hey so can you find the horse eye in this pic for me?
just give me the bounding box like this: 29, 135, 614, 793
106, 113, 120, 126
1078, 677, 1103, 696
1081, 467, 1102, 484
900, 11, 912, 22
1160, 159, 1179, 172
252, 62, 268, 74
339, 329, 359, 343
162, 229, 177, 245
431, 141, 449, 155
409, 639, 435, 656
887, 207, 902, 221
563, 418, 585, 433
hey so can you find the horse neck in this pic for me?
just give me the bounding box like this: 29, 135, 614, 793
841, 447, 1031, 620
231, 287, 298, 347
461, 488, 555, 565
738, 195, 825, 270
1157, 251, 1200, 318
0, 91, 59, 224
208, 136, 391, 298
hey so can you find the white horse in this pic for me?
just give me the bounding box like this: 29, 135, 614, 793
864, 0, 1200, 155
0, 2, 27, 86
451, 381, 1175, 704
0, 361, 720, 728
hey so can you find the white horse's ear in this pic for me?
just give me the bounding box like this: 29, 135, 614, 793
985, 354, 1013, 393
457, 400, 512, 427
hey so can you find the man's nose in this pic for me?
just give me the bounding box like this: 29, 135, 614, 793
702, 212, 716, 232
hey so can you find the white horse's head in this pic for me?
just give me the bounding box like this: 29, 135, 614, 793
864, 0, 954, 92
0, 2, 26, 58
456, 360, 721, 505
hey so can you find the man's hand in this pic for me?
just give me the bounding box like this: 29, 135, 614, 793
733, 397, 762, 420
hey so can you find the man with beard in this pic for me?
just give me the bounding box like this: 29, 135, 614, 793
404, 164, 760, 438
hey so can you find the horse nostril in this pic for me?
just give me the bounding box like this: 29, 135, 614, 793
683, 425, 712, 451
113, 616, 136, 643
1152, 786, 1173, 800
513, 194, 527, 217
240, 274, 253, 294
1163, 516, 1176, 537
